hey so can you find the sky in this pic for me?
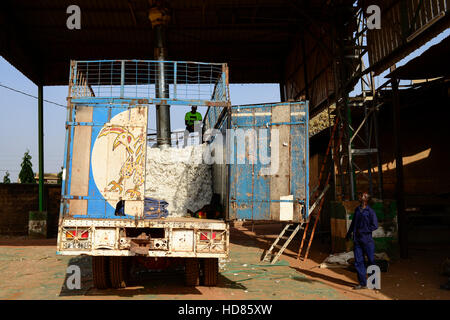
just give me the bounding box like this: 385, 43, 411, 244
0, 29, 448, 182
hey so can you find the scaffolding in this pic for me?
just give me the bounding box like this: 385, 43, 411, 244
327, 2, 385, 201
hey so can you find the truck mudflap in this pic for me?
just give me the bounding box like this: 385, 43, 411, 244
56, 218, 229, 258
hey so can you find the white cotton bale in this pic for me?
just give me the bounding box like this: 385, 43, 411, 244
144, 144, 213, 217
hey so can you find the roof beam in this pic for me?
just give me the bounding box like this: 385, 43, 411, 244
0, 1, 46, 84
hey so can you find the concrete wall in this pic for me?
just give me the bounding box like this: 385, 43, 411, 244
0, 184, 61, 237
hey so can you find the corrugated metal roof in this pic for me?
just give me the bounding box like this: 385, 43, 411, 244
0, 0, 350, 85
387, 34, 450, 80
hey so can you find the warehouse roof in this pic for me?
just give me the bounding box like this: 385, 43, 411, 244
0, 0, 353, 86
387, 35, 450, 80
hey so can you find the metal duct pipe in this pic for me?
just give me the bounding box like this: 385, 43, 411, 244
154, 24, 171, 148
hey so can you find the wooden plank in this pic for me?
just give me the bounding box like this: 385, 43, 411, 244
377, 29, 383, 64
125, 200, 144, 217
70, 106, 92, 196
373, 30, 380, 65
392, 6, 399, 51
425, 0, 433, 22
394, 4, 401, 48
386, 10, 394, 56
68, 199, 87, 216
408, 0, 416, 34
431, 0, 439, 16
418, 0, 427, 29
270, 104, 290, 221
380, 27, 388, 60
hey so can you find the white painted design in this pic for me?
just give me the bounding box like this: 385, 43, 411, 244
91, 107, 148, 214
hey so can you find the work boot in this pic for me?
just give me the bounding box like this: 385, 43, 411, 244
352, 285, 367, 290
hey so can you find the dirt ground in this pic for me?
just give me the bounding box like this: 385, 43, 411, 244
0, 223, 449, 300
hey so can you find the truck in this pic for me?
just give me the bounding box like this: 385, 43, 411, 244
57, 59, 309, 289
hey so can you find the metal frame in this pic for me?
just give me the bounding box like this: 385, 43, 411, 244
331, 2, 385, 201
57, 218, 229, 257
69, 59, 230, 108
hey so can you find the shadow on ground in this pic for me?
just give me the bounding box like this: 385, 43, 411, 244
59, 256, 247, 298
0, 237, 57, 247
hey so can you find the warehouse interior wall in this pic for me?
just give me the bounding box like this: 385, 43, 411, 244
348, 80, 450, 244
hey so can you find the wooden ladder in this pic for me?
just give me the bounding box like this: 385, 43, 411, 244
297, 184, 330, 261
262, 116, 340, 264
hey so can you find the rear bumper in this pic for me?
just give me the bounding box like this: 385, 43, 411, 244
57, 217, 229, 258
56, 250, 228, 258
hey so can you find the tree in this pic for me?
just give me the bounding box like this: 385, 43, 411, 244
57, 169, 63, 184
2, 171, 11, 183
19, 150, 36, 184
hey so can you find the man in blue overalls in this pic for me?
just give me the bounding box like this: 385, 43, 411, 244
346, 192, 378, 290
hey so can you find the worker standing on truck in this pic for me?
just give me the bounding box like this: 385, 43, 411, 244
185, 106, 202, 133
346, 192, 378, 290
184, 106, 202, 146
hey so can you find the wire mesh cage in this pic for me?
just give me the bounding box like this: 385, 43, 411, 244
69, 60, 230, 106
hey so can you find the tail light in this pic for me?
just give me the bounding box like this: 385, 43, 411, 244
65, 229, 89, 239
79, 230, 89, 238
199, 231, 221, 241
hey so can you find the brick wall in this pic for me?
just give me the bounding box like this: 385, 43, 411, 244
0, 184, 61, 237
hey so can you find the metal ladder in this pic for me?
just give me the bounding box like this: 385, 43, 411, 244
261, 222, 304, 264
262, 184, 330, 264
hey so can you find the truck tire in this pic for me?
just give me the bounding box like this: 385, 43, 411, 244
185, 258, 200, 286
201, 258, 218, 286
92, 256, 111, 289
109, 256, 129, 288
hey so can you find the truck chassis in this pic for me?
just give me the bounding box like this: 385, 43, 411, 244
57, 217, 229, 288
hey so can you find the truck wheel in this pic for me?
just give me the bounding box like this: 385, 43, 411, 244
92, 256, 111, 289
109, 256, 129, 288
202, 258, 219, 286
185, 258, 200, 286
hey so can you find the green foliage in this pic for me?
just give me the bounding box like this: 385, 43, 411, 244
2, 171, 11, 183
57, 169, 63, 184
19, 150, 36, 184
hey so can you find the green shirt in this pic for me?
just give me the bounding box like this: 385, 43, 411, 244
185, 111, 202, 126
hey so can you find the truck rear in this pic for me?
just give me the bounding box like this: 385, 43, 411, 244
57, 60, 231, 288
57, 60, 309, 289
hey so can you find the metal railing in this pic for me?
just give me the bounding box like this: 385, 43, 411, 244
69, 60, 230, 106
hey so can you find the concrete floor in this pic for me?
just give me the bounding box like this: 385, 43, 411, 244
0, 224, 449, 300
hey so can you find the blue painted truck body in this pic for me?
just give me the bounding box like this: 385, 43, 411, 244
205, 101, 309, 222
57, 60, 231, 258
59, 60, 308, 226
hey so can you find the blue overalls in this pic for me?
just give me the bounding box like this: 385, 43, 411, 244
346, 205, 378, 286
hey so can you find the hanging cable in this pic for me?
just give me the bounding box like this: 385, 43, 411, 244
0, 83, 66, 108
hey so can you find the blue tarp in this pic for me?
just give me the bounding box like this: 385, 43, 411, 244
143, 197, 169, 219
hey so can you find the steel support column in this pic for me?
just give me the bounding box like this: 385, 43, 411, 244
279, 82, 286, 102
38, 84, 44, 211
154, 24, 171, 148
391, 77, 408, 259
